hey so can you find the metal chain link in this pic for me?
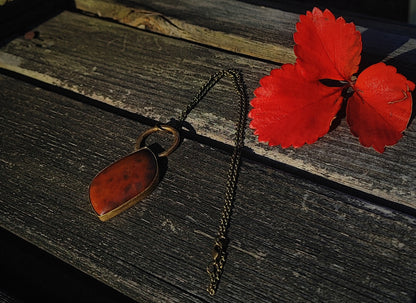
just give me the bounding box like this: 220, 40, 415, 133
174, 69, 249, 295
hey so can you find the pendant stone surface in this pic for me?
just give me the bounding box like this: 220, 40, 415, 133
89, 147, 159, 221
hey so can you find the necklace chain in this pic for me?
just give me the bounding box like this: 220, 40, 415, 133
174, 69, 248, 295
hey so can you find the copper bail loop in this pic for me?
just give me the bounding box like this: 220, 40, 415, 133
134, 125, 180, 157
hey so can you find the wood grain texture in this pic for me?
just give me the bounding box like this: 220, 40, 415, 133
0, 11, 414, 209
74, 0, 297, 64
73, 0, 416, 70
2, 74, 416, 302
0, 291, 23, 303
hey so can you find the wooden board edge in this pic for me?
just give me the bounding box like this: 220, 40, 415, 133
73, 0, 296, 64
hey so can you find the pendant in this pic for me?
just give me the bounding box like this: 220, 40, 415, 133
89, 125, 180, 221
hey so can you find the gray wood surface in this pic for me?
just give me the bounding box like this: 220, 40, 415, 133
0, 10, 414, 209
74, 0, 416, 68
1, 1, 416, 302
2, 73, 416, 302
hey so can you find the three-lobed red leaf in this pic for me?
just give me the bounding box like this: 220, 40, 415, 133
347, 63, 415, 152
249, 7, 415, 152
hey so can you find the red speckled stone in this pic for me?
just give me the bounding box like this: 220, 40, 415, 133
89, 148, 158, 219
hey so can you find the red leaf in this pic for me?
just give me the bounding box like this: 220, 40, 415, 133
250, 8, 414, 152
347, 63, 415, 153
249, 64, 344, 148
294, 8, 362, 81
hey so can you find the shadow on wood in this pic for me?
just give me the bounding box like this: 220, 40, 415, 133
0, 228, 136, 303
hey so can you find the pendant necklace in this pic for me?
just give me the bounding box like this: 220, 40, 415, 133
89, 69, 249, 295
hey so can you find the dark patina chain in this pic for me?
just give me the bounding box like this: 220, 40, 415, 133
175, 69, 249, 295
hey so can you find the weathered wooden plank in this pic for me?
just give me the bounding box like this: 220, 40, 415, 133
74, 0, 297, 64
0, 11, 414, 210
2, 74, 416, 302
73, 0, 416, 70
